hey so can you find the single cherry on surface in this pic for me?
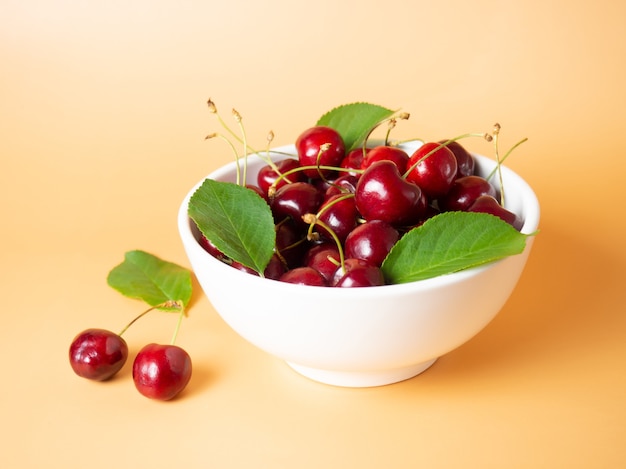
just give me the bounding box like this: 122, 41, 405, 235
69, 328, 129, 381
132, 343, 192, 401
295, 126, 346, 178
406, 142, 458, 199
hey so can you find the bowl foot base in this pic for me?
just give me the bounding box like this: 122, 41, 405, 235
286, 358, 437, 387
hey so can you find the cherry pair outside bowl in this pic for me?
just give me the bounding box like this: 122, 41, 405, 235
177, 141, 540, 387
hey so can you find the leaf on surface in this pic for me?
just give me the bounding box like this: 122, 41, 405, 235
107, 250, 192, 310
381, 212, 530, 284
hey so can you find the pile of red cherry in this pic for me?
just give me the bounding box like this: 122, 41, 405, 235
198, 125, 523, 287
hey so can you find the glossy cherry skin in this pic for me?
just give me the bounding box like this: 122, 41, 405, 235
361, 145, 409, 174
198, 233, 227, 262
69, 329, 128, 381
341, 147, 370, 174
355, 160, 426, 227
257, 158, 304, 195
438, 175, 497, 212
467, 195, 524, 231
305, 245, 341, 281
230, 253, 286, 280
295, 126, 346, 178
279, 267, 328, 286
324, 174, 359, 198
315, 194, 358, 243
344, 220, 399, 267
302, 241, 336, 264
132, 343, 192, 401
245, 184, 268, 202
438, 140, 475, 178
331, 258, 386, 287
270, 182, 323, 228
406, 142, 458, 199
263, 254, 288, 280
275, 219, 309, 269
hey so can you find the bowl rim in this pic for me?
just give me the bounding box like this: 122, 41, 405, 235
178, 142, 540, 297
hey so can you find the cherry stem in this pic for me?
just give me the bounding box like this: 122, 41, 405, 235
117, 300, 184, 337
170, 305, 186, 346
208, 100, 244, 147
384, 119, 396, 146
486, 137, 528, 182
360, 111, 409, 149
491, 123, 506, 206
206, 132, 242, 185
232, 109, 249, 185
314, 144, 332, 180
268, 164, 363, 196
303, 215, 346, 272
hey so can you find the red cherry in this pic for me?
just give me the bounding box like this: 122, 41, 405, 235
263, 253, 288, 280
315, 194, 358, 243
302, 241, 336, 265
245, 184, 267, 202
438, 140, 475, 178
305, 245, 341, 281
295, 126, 346, 178
331, 258, 386, 287
270, 182, 323, 228
355, 160, 426, 227
275, 219, 309, 269
406, 142, 458, 199
438, 175, 497, 212
198, 233, 227, 261
132, 343, 192, 401
229, 260, 258, 275
341, 147, 370, 174
467, 195, 524, 231
257, 158, 304, 195
344, 220, 399, 267
69, 328, 128, 381
279, 267, 328, 286
324, 174, 359, 198
361, 145, 409, 174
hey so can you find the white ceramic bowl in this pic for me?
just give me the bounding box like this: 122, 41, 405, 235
178, 141, 540, 387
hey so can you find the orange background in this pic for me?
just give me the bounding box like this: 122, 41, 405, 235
2, 1, 625, 467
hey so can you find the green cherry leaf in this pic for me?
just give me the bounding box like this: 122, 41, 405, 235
107, 250, 193, 311
188, 179, 275, 275
316, 102, 396, 152
381, 212, 531, 284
